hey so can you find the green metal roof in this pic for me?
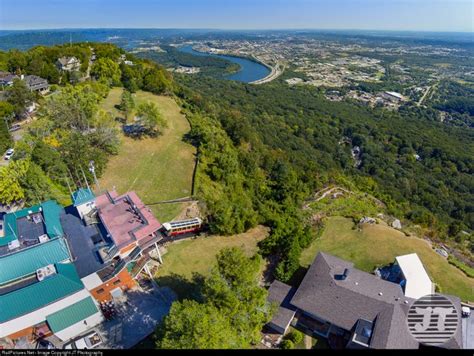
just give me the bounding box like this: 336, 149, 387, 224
0, 263, 84, 322
0, 238, 71, 285
71, 188, 95, 207
0, 200, 64, 247
46, 296, 99, 333
41, 200, 64, 238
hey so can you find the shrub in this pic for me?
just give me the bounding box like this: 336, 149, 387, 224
285, 330, 304, 344
280, 339, 294, 349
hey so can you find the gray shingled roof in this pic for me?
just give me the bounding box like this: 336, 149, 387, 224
267, 280, 297, 333
24, 75, 48, 90
291, 252, 411, 328
290, 252, 464, 349
440, 294, 463, 349
290, 252, 413, 348
370, 303, 418, 349
57, 56, 79, 66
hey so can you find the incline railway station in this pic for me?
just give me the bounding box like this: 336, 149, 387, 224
0, 188, 203, 349
162, 217, 202, 238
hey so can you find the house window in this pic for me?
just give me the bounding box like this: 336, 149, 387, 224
96, 288, 105, 294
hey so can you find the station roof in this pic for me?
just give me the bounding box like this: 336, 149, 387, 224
395, 253, 433, 299
96, 191, 161, 249
71, 188, 95, 207
0, 263, 84, 322
46, 296, 99, 333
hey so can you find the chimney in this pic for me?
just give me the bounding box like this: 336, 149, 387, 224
341, 268, 349, 280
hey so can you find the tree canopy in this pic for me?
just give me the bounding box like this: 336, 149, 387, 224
136, 102, 167, 136
91, 58, 121, 86
156, 247, 272, 349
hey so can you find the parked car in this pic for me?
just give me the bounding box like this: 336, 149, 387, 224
4, 148, 14, 160
462, 306, 471, 318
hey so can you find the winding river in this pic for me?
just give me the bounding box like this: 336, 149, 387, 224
178, 45, 271, 83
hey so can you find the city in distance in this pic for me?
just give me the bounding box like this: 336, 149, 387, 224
0, 0, 472, 352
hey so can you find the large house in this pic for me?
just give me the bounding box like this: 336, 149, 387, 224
56, 57, 81, 72
0, 71, 18, 88
23, 75, 49, 94
266, 252, 464, 349
0, 72, 49, 94
0, 189, 163, 347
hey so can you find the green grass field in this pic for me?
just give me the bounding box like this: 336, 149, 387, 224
155, 226, 269, 298
98, 89, 196, 222
300, 217, 474, 302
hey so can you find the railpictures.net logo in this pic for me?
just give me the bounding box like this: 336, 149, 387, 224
407, 294, 459, 346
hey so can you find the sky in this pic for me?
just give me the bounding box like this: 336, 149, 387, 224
0, 0, 472, 32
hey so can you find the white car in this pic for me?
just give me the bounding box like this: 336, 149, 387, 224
462, 306, 471, 318
4, 148, 14, 160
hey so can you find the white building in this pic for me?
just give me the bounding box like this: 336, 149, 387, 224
395, 253, 434, 299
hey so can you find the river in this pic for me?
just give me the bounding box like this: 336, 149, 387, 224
178, 45, 271, 83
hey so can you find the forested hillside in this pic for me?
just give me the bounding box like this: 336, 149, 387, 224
174, 74, 473, 280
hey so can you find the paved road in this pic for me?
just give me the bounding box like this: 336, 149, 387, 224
462, 311, 474, 349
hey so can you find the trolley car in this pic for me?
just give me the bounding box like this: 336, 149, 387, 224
162, 217, 202, 237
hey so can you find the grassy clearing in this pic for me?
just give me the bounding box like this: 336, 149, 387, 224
309, 191, 382, 220
448, 256, 474, 278
155, 226, 269, 298
99, 90, 196, 222
100, 87, 123, 118
300, 217, 474, 302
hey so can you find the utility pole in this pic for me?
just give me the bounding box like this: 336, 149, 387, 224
80, 165, 91, 191
89, 160, 101, 193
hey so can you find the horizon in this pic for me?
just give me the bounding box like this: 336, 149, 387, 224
0, 27, 472, 34
1, 0, 472, 33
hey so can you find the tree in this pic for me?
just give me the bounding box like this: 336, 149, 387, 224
0, 160, 29, 205
120, 63, 141, 93
156, 300, 236, 349
120, 90, 135, 120
91, 110, 120, 154
19, 162, 54, 205
280, 339, 295, 349
136, 102, 167, 136
7, 50, 27, 74
156, 248, 272, 349
143, 67, 172, 94
0, 102, 14, 152
6, 78, 35, 118
39, 85, 100, 132
91, 58, 121, 86
285, 330, 303, 344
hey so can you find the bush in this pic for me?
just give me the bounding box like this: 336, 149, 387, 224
447, 256, 474, 278
285, 330, 304, 345
280, 339, 294, 349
